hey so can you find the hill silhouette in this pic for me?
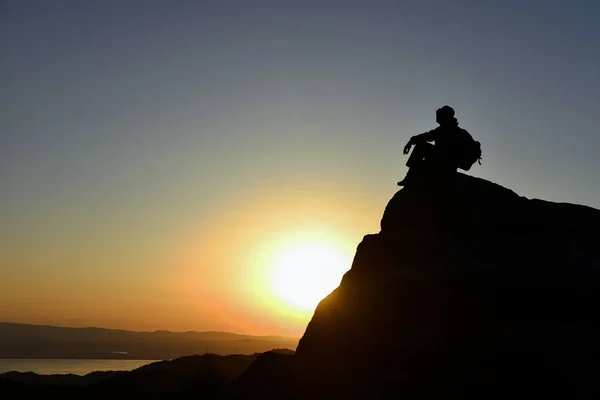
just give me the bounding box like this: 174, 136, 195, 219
0, 353, 264, 399
293, 173, 600, 399
0, 323, 298, 359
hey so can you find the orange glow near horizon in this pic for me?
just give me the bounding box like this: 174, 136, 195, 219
171, 183, 376, 335
1, 181, 381, 337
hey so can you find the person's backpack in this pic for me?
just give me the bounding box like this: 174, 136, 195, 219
457, 135, 482, 171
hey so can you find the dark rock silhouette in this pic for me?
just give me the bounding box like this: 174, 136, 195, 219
224, 350, 295, 399
294, 173, 600, 398
0, 370, 121, 386
0, 353, 261, 399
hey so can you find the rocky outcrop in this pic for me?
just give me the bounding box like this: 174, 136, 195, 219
294, 174, 600, 399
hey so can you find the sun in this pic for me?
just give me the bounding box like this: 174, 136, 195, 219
269, 241, 351, 311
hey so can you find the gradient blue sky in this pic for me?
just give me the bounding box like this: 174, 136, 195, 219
2, 0, 599, 335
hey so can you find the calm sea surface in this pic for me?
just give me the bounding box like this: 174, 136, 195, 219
0, 359, 158, 375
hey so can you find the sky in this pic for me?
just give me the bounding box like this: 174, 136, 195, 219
1, 0, 599, 336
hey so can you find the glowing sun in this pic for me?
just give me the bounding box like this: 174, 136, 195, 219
269, 241, 351, 311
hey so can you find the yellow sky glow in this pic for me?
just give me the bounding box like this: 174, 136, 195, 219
169, 182, 381, 335
1, 181, 384, 337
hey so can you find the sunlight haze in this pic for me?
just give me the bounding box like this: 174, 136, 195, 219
2, 0, 599, 336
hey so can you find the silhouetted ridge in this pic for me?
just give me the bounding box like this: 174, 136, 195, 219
0, 354, 260, 399
293, 173, 600, 399
382, 173, 599, 234
0, 323, 298, 359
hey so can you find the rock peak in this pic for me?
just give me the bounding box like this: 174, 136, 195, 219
292, 174, 600, 398
382, 173, 599, 235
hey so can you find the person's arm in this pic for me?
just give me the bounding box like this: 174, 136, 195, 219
403, 128, 439, 154
411, 128, 438, 143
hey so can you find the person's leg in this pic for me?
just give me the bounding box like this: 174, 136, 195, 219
406, 142, 434, 169
398, 143, 434, 186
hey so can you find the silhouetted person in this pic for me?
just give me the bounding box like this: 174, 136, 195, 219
398, 106, 477, 186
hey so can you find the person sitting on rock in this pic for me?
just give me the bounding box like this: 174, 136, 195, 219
398, 105, 475, 186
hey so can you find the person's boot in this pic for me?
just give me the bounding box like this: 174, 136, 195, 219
397, 169, 414, 186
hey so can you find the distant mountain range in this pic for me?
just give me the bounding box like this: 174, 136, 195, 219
0, 322, 298, 360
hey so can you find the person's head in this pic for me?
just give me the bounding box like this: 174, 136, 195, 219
436, 105, 456, 126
